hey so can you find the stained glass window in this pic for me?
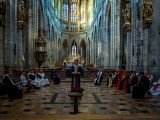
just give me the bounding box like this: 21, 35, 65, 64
62, 0, 68, 21
88, 0, 93, 26
71, 0, 78, 22
81, 0, 85, 23
72, 44, 77, 55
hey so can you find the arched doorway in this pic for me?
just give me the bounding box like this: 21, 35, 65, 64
57, 37, 62, 67
63, 39, 68, 67
80, 39, 86, 66
68, 40, 79, 63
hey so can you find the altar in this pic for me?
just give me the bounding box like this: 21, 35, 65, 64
64, 53, 84, 67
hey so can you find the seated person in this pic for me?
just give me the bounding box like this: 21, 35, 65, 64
149, 79, 160, 96
146, 70, 154, 86
20, 71, 32, 93
132, 72, 150, 99
20, 71, 28, 86
94, 68, 103, 85
0, 82, 7, 95
2, 70, 23, 99
119, 70, 130, 92
34, 68, 39, 77
50, 70, 60, 85
108, 72, 116, 87
28, 70, 41, 88
115, 71, 121, 91
38, 69, 49, 86
129, 70, 138, 92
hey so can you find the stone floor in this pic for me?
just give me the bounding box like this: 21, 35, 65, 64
0, 80, 160, 119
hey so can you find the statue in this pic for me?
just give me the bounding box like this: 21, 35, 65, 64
142, 0, 153, 28
17, 0, 25, 29
142, 0, 153, 20
0, 0, 5, 26
122, 3, 131, 24
18, 0, 25, 21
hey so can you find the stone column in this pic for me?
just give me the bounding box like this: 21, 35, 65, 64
110, 4, 113, 68
0, 26, 4, 75
0, 0, 5, 74
25, 0, 32, 69
68, 0, 71, 31
142, 29, 149, 70
116, 1, 120, 69
78, 0, 81, 31
18, 30, 23, 68
33, 0, 39, 67
126, 32, 131, 70
6, 0, 14, 68
113, 0, 116, 68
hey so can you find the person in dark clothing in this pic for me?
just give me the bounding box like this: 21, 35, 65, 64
70, 59, 83, 88
50, 70, 60, 85
2, 70, 23, 99
132, 72, 150, 99
130, 71, 138, 86
129, 70, 138, 93
94, 68, 103, 85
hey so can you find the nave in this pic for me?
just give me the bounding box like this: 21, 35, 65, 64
0, 80, 160, 120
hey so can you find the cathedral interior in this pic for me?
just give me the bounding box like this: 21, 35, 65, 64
0, 0, 160, 119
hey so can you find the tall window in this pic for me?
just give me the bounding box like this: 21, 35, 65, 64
72, 44, 77, 55
88, 0, 93, 26
81, 0, 85, 23
71, 0, 78, 22
62, 0, 68, 21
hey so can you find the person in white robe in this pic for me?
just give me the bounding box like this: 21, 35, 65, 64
20, 71, 28, 86
28, 70, 41, 88
38, 69, 49, 86
149, 79, 160, 96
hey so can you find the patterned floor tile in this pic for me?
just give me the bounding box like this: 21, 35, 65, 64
0, 81, 160, 117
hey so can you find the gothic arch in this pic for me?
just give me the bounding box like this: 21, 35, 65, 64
58, 37, 61, 46
94, 26, 97, 66
88, 37, 91, 64
106, 1, 111, 16
98, 16, 102, 66
105, 1, 111, 67
80, 39, 86, 64
51, 26, 54, 41
71, 40, 77, 56
63, 39, 69, 61
58, 37, 62, 64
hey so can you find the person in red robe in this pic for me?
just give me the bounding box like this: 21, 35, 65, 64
115, 71, 121, 91
34, 68, 39, 77
119, 70, 130, 92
